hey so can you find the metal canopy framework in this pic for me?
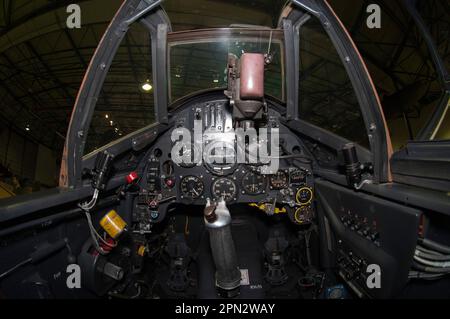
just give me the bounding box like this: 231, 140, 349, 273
0, 0, 448, 160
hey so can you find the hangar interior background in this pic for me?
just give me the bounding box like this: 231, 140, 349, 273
0, 0, 448, 196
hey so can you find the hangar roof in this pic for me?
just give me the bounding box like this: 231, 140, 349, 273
0, 0, 448, 153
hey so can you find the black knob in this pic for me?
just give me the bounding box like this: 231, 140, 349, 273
362, 227, 370, 236
370, 232, 379, 241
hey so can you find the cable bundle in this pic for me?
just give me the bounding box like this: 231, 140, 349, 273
79, 189, 117, 255
409, 238, 450, 280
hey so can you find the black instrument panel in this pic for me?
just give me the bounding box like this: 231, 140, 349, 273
134, 99, 316, 226
138, 151, 315, 227
152, 154, 314, 205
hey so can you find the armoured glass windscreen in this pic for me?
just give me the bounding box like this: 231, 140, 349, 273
413, 0, 450, 142
168, 29, 285, 103
84, 23, 157, 155
298, 16, 370, 149
328, 0, 450, 149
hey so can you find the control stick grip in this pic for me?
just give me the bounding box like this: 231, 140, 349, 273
204, 198, 241, 297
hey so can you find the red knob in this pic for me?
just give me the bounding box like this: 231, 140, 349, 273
126, 171, 138, 184
165, 178, 175, 188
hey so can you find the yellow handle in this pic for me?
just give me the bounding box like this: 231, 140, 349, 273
249, 203, 287, 214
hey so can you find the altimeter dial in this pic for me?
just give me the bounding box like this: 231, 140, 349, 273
180, 175, 204, 200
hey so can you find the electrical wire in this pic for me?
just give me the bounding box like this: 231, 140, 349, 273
408, 271, 445, 280
411, 240, 450, 282
84, 211, 109, 255
0, 258, 32, 280
78, 187, 119, 255
414, 255, 450, 268
267, 30, 273, 56
419, 238, 450, 255
79, 189, 99, 211
416, 245, 444, 256
415, 248, 450, 261
412, 261, 450, 273
410, 242, 450, 281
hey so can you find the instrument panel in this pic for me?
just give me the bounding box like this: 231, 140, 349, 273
173, 164, 313, 205
133, 99, 316, 228
137, 153, 315, 228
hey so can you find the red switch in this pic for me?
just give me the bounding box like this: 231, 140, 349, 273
165, 177, 175, 188
126, 171, 138, 184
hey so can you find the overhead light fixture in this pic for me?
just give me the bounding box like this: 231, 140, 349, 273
141, 79, 153, 92
110, 120, 113, 126
175, 74, 181, 78
105, 114, 109, 119
25, 125, 30, 131
213, 79, 219, 83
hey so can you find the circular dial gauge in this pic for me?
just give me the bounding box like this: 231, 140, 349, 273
175, 143, 201, 168
212, 178, 237, 202
294, 206, 314, 225
296, 187, 313, 205
204, 141, 237, 175
290, 168, 306, 184
270, 170, 289, 189
242, 171, 266, 195
180, 176, 204, 200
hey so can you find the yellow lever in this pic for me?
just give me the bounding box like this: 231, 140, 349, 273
249, 203, 287, 214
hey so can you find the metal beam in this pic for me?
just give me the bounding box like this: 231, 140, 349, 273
63, 28, 87, 69
1, 53, 67, 133
0, 0, 91, 37
25, 41, 74, 102
0, 80, 64, 147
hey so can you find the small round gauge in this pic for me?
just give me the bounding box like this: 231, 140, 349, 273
293, 206, 314, 225
295, 187, 313, 205
270, 170, 289, 189
242, 171, 266, 195
290, 168, 306, 184
180, 176, 204, 200
212, 177, 237, 202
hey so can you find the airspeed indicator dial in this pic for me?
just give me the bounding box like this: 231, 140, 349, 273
212, 178, 237, 202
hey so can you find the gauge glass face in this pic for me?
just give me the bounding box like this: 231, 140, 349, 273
212, 178, 237, 202
290, 168, 306, 184
294, 206, 313, 224
296, 187, 313, 205
204, 142, 237, 175
270, 170, 289, 189
242, 171, 265, 194
180, 176, 204, 199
